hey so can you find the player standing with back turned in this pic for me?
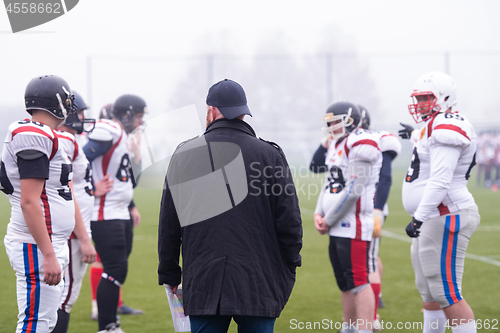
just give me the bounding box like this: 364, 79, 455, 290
1, 75, 77, 333
402, 71, 479, 333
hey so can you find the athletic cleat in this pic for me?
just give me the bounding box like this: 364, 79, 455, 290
378, 296, 385, 308
97, 322, 125, 333
117, 304, 144, 315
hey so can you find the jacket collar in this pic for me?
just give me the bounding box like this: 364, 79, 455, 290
205, 118, 256, 137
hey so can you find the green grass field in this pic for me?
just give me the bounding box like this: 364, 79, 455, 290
0, 169, 499, 332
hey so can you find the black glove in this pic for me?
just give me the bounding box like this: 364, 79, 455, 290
399, 123, 415, 139
405, 218, 423, 238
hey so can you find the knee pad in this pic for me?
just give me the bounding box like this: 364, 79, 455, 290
350, 283, 369, 296
102, 261, 128, 284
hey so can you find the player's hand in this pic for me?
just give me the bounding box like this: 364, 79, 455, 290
399, 123, 415, 139
372, 209, 383, 238
405, 217, 423, 238
80, 240, 97, 264
42, 253, 62, 286
130, 206, 141, 228
94, 174, 114, 197
321, 135, 332, 148
314, 214, 329, 235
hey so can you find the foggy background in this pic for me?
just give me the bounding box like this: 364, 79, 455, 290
1, 0, 499, 170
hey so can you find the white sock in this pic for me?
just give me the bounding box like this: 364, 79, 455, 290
451, 321, 476, 333
423, 309, 447, 333
341, 328, 356, 333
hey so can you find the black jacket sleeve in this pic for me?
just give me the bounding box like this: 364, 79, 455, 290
272, 150, 303, 270
309, 145, 328, 173
374, 151, 397, 210
157, 178, 182, 286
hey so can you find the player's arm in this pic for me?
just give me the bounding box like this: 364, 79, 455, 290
18, 151, 61, 286
69, 180, 96, 263
413, 144, 460, 222
323, 160, 372, 227
82, 127, 113, 162
313, 187, 329, 234
309, 144, 328, 173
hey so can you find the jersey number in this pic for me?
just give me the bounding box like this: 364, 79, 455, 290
84, 163, 93, 196
327, 165, 345, 193
116, 154, 131, 182
58, 164, 73, 201
405, 147, 420, 183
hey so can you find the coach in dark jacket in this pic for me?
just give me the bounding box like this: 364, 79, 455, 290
158, 79, 303, 332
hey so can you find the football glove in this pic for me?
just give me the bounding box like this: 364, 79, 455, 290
399, 123, 415, 139
372, 209, 383, 238
405, 217, 423, 238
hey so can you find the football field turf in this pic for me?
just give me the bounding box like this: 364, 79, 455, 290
0, 169, 498, 332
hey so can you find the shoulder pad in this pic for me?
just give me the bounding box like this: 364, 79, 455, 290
259, 137, 283, 152
378, 132, 401, 155
346, 132, 380, 163
430, 113, 473, 147
88, 127, 113, 142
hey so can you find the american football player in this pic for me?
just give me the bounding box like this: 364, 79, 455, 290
83, 94, 146, 333
52, 91, 97, 333
359, 105, 401, 331
402, 72, 479, 333
312, 101, 382, 333
1, 75, 77, 333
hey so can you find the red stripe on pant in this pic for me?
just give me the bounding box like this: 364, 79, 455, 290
351, 239, 369, 287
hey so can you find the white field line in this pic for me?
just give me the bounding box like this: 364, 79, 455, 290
300, 207, 500, 268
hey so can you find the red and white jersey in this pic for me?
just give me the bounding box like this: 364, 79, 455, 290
90, 119, 133, 221
402, 112, 477, 221
56, 130, 94, 237
377, 131, 401, 156
319, 128, 382, 240
1, 120, 75, 246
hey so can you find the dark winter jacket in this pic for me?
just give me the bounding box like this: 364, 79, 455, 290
158, 118, 303, 317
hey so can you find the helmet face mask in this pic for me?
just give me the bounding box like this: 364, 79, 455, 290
408, 72, 457, 123
112, 94, 147, 134
321, 102, 361, 141
64, 90, 96, 134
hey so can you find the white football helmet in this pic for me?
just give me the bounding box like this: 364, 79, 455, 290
408, 71, 457, 123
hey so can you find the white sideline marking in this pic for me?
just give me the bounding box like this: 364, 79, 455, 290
300, 207, 500, 268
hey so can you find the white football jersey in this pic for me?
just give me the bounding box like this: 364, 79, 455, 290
56, 130, 94, 237
402, 112, 476, 221
1, 120, 75, 246
319, 128, 382, 240
90, 119, 133, 221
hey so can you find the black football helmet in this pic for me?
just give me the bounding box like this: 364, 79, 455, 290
99, 103, 114, 120
358, 104, 371, 130
25, 75, 77, 120
322, 101, 361, 140
112, 94, 147, 133
63, 90, 96, 134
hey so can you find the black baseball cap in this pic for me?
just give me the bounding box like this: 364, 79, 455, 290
206, 79, 252, 119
